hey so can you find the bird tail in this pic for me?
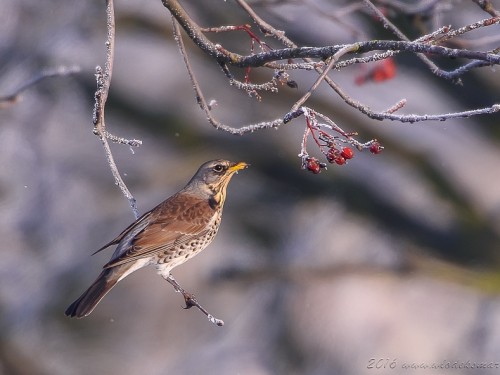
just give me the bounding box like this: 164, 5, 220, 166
65, 267, 123, 318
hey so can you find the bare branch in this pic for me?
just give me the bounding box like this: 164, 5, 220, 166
171, 15, 284, 135
219, 41, 500, 68
472, 0, 500, 17
234, 0, 294, 47
291, 44, 359, 111
163, 1, 500, 69
379, 104, 500, 123
93, 0, 140, 219
162, 0, 236, 62
218, 63, 278, 97
0, 65, 80, 108
362, 0, 443, 80
162, 0, 500, 171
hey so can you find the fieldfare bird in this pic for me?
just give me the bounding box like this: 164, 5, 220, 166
65, 159, 248, 325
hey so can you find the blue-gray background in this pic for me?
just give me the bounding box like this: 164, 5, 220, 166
1, 1, 500, 374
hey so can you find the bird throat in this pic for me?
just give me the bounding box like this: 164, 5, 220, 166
208, 190, 225, 210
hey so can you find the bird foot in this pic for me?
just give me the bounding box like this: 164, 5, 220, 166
182, 292, 197, 309
165, 274, 224, 327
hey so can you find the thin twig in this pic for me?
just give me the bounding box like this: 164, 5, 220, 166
472, 0, 500, 17
383, 99, 407, 114
435, 16, 500, 44
93, 0, 139, 219
219, 63, 278, 95
380, 104, 500, 123
362, 0, 443, 79
171, 15, 283, 134
0, 65, 81, 108
234, 0, 293, 47
292, 44, 359, 111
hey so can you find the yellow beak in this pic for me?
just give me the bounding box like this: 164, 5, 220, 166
228, 162, 249, 172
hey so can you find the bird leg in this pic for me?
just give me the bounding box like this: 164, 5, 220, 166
165, 274, 224, 327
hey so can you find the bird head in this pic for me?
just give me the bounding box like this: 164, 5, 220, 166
185, 159, 248, 207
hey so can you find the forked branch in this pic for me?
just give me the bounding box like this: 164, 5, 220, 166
163, 0, 500, 172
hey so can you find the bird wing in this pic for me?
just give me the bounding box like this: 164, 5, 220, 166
103, 194, 215, 268
92, 210, 153, 256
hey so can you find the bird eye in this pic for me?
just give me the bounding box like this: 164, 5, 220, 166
213, 164, 225, 173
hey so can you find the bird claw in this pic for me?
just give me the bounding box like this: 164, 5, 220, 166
182, 293, 197, 309
181, 293, 224, 326
166, 274, 224, 327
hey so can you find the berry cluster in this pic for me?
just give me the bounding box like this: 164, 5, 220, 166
304, 141, 383, 174
297, 107, 384, 175
304, 139, 384, 174
326, 146, 354, 165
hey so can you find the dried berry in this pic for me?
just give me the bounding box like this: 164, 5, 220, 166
369, 142, 383, 154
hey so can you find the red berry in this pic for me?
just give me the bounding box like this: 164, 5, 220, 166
306, 158, 321, 174
334, 156, 346, 165
373, 58, 397, 82
369, 142, 383, 154
341, 147, 354, 160
326, 147, 339, 163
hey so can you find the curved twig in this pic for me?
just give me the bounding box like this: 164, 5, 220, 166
93, 0, 140, 219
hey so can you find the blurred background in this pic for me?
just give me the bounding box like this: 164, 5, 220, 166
1, 0, 500, 374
